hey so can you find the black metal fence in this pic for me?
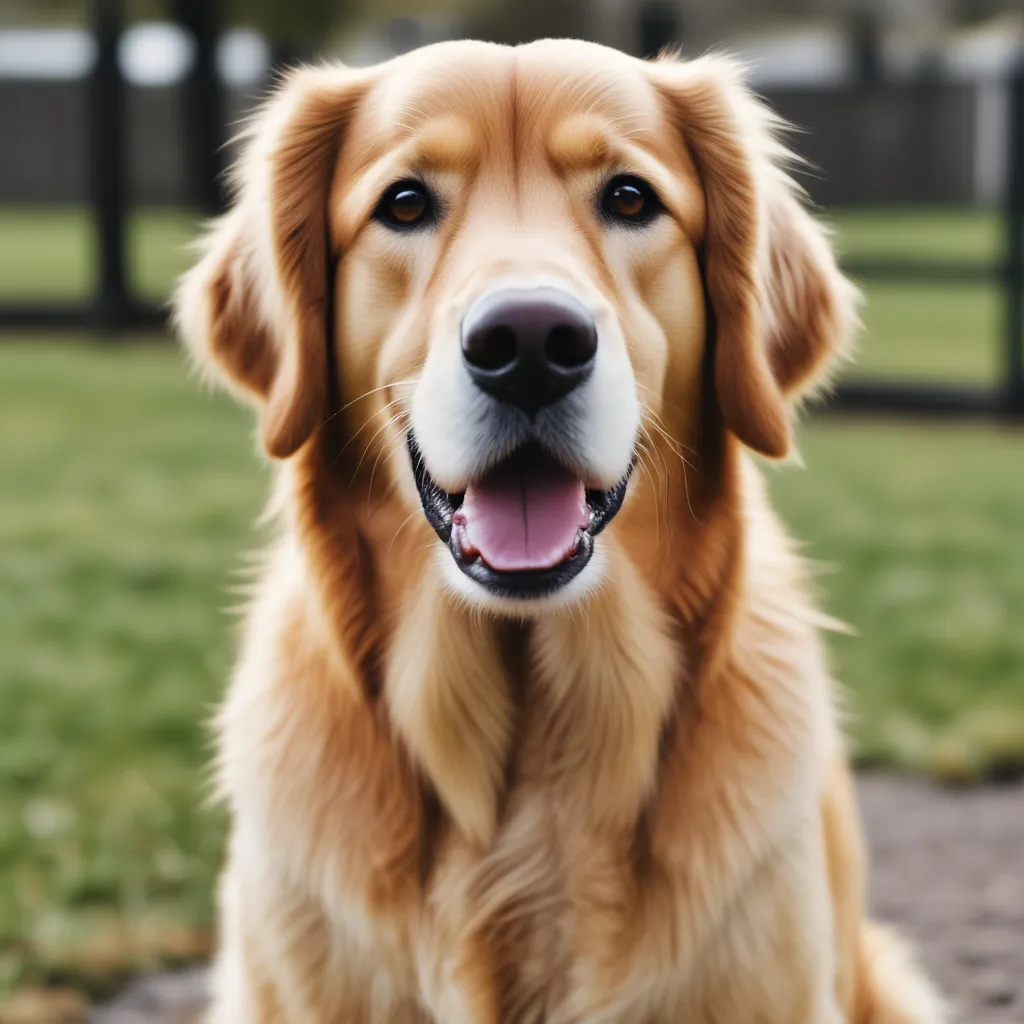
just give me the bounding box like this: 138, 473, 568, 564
1, 0, 1022, 420
0, 0, 223, 331
813, 68, 1024, 420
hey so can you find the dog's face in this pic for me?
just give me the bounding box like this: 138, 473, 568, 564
176, 40, 854, 613
331, 42, 707, 605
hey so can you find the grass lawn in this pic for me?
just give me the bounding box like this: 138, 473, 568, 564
0, 204, 1022, 1001
0, 208, 200, 307
771, 421, 1024, 778
0, 343, 265, 999
824, 206, 1003, 384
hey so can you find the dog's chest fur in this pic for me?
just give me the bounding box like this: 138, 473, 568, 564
435, 692, 658, 1023
220, 508, 834, 1023
383, 580, 682, 1022
221, 545, 686, 1021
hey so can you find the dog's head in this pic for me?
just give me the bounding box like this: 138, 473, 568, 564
175, 40, 856, 613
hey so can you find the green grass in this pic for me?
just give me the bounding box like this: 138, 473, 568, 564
826, 207, 1003, 384
770, 421, 1024, 779
0, 207, 202, 304
0, 342, 265, 997
826, 206, 1002, 264
848, 281, 999, 383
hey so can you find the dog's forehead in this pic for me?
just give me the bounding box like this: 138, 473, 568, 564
357, 39, 664, 154
514, 39, 662, 130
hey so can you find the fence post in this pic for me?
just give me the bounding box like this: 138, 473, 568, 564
177, 0, 226, 214
91, 0, 129, 330
638, 1, 680, 58
1003, 62, 1024, 417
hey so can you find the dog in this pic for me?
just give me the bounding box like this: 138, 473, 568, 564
175, 38, 945, 1023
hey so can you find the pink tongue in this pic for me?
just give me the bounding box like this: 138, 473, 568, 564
458, 458, 589, 572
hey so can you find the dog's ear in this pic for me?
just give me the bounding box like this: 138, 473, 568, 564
174, 66, 371, 459
651, 56, 858, 458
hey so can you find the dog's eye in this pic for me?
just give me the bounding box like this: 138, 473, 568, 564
376, 181, 434, 229
601, 175, 662, 226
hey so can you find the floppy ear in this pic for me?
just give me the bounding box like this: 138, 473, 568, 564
174, 65, 371, 459
652, 56, 858, 458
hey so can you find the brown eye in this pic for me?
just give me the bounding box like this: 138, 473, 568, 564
601, 175, 662, 225
609, 184, 645, 218
376, 181, 434, 229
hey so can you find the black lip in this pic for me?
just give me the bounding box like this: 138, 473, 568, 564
407, 435, 630, 599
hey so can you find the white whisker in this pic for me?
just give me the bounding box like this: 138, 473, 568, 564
332, 398, 408, 468
350, 411, 406, 484
387, 509, 423, 556
319, 379, 416, 433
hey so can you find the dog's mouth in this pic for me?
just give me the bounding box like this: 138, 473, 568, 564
408, 436, 631, 598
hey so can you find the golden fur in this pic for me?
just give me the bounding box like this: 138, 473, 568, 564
175, 39, 944, 1023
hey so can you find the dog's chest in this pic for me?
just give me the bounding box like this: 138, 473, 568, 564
428, 780, 649, 1024
410, 629, 674, 1023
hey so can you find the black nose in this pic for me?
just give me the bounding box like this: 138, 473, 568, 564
461, 287, 598, 415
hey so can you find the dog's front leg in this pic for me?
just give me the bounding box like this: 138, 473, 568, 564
205, 854, 288, 1024
652, 823, 846, 1024
209, 833, 430, 1024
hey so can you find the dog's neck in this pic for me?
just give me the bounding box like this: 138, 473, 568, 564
288, 422, 749, 844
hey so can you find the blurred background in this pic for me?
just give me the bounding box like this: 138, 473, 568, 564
1, 0, 1023, 1019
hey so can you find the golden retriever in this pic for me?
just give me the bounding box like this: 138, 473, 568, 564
175, 39, 945, 1023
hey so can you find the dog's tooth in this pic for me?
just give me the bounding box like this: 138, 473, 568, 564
453, 522, 479, 561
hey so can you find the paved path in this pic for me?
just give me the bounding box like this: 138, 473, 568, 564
91, 777, 1024, 1023
858, 775, 1024, 1024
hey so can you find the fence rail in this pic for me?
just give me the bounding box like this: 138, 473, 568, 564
841, 260, 999, 284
